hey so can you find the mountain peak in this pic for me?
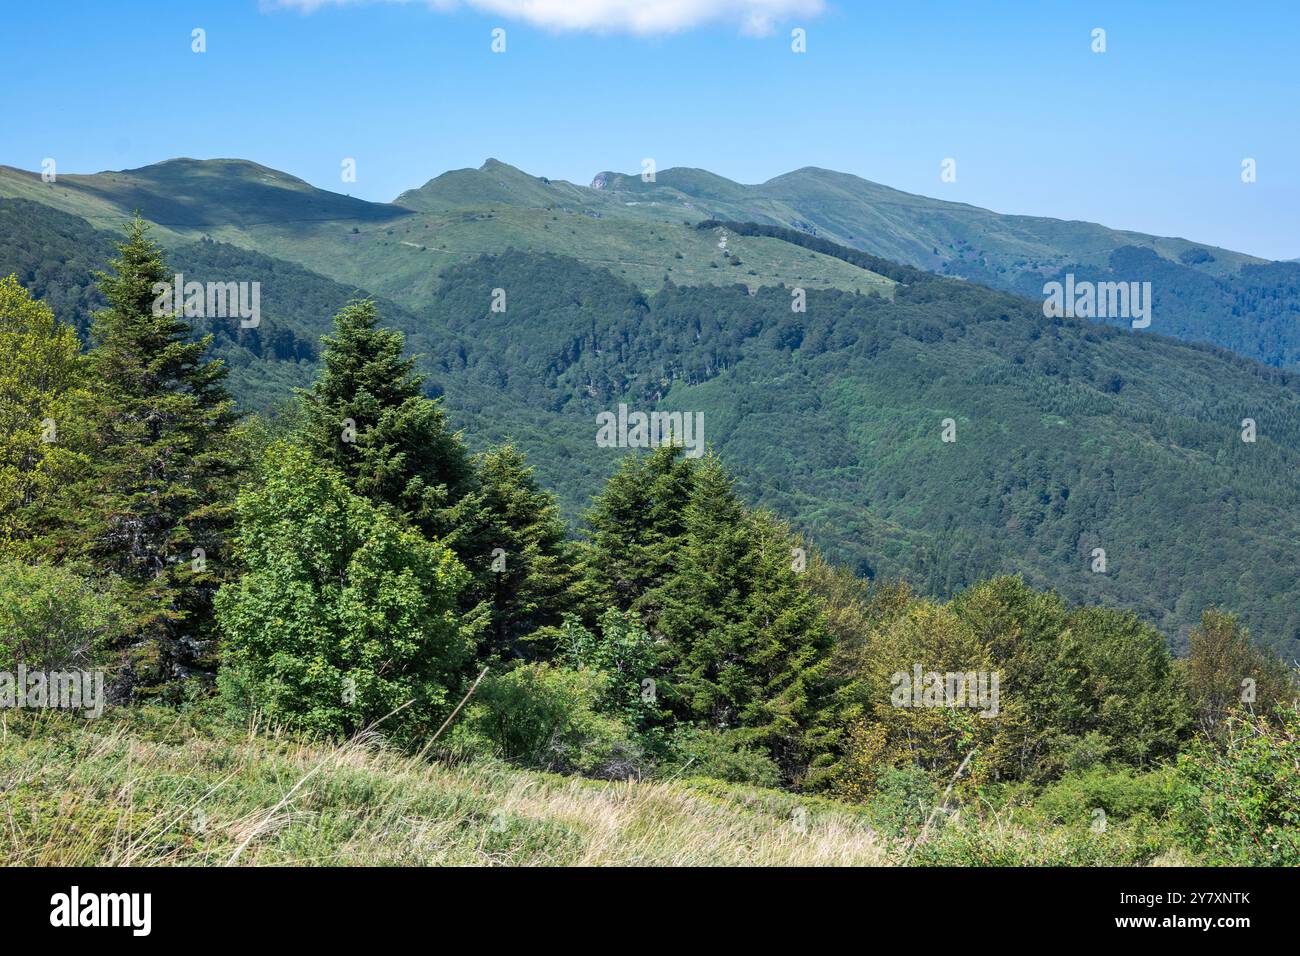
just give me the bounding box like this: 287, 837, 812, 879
396, 158, 577, 211
479, 157, 523, 174
24, 156, 401, 228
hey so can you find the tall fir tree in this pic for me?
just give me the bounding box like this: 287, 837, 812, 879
458, 444, 578, 662
299, 299, 475, 544
656, 457, 831, 774
299, 301, 578, 657
578, 444, 696, 631
58, 217, 240, 697
737, 509, 835, 775
582, 448, 833, 779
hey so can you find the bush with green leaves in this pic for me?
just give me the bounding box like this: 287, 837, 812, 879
450, 663, 640, 778
867, 765, 938, 838
909, 807, 1171, 866
1182, 610, 1296, 738
215, 442, 471, 740
663, 726, 782, 788
1172, 707, 1300, 865
0, 559, 127, 670
1035, 766, 1175, 825
558, 609, 662, 730
0, 275, 89, 556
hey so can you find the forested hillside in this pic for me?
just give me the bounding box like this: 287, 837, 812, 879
591, 164, 1300, 369
0, 198, 416, 410
412, 249, 1300, 656
5, 197, 1300, 657
4, 220, 1296, 867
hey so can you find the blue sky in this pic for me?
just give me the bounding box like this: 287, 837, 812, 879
2, 0, 1297, 259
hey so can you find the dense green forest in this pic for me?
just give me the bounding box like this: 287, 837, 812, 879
699, 217, 1300, 369
1003, 248, 1300, 370
416, 249, 1300, 657
6, 198, 1300, 659
0, 198, 379, 410
2, 220, 1298, 865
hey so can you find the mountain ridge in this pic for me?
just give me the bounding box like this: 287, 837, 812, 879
7, 155, 1270, 265
5, 155, 1298, 368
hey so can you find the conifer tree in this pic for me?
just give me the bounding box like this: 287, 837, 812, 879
656, 458, 831, 773
459, 444, 578, 661
59, 218, 240, 696
582, 449, 833, 776
578, 444, 695, 630
656, 455, 754, 722
300, 302, 580, 656
739, 509, 835, 773
299, 299, 474, 543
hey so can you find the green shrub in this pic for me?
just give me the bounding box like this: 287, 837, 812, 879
0, 559, 127, 670
1172, 707, 1300, 865
663, 726, 781, 788
1059, 730, 1112, 772
450, 663, 641, 778
558, 609, 662, 730
867, 765, 937, 837
215, 443, 471, 741
1036, 766, 1175, 825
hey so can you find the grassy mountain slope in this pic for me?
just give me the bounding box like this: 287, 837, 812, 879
4, 709, 1186, 867
591, 165, 1300, 368
0, 158, 404, 229
1, 709, 890, 867
593, 164, 1261, 277
223, 209, 893, 312
0, 160, 893, 301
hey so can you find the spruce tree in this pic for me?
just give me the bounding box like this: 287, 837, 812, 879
457, 444, 577, 662
739, 509, 834, 774
300, 299, 474, 543
578, 444, 696, 630
584, 448, 833, 776
654, 456, 832, 777
62, 217, 240, 696
656, 455, 753, 724
300, 302, 581, 656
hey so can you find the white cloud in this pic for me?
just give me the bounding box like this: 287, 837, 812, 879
266, 0, 824, 36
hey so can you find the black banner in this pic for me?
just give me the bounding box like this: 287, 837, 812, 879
0, 865, 1276, 941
